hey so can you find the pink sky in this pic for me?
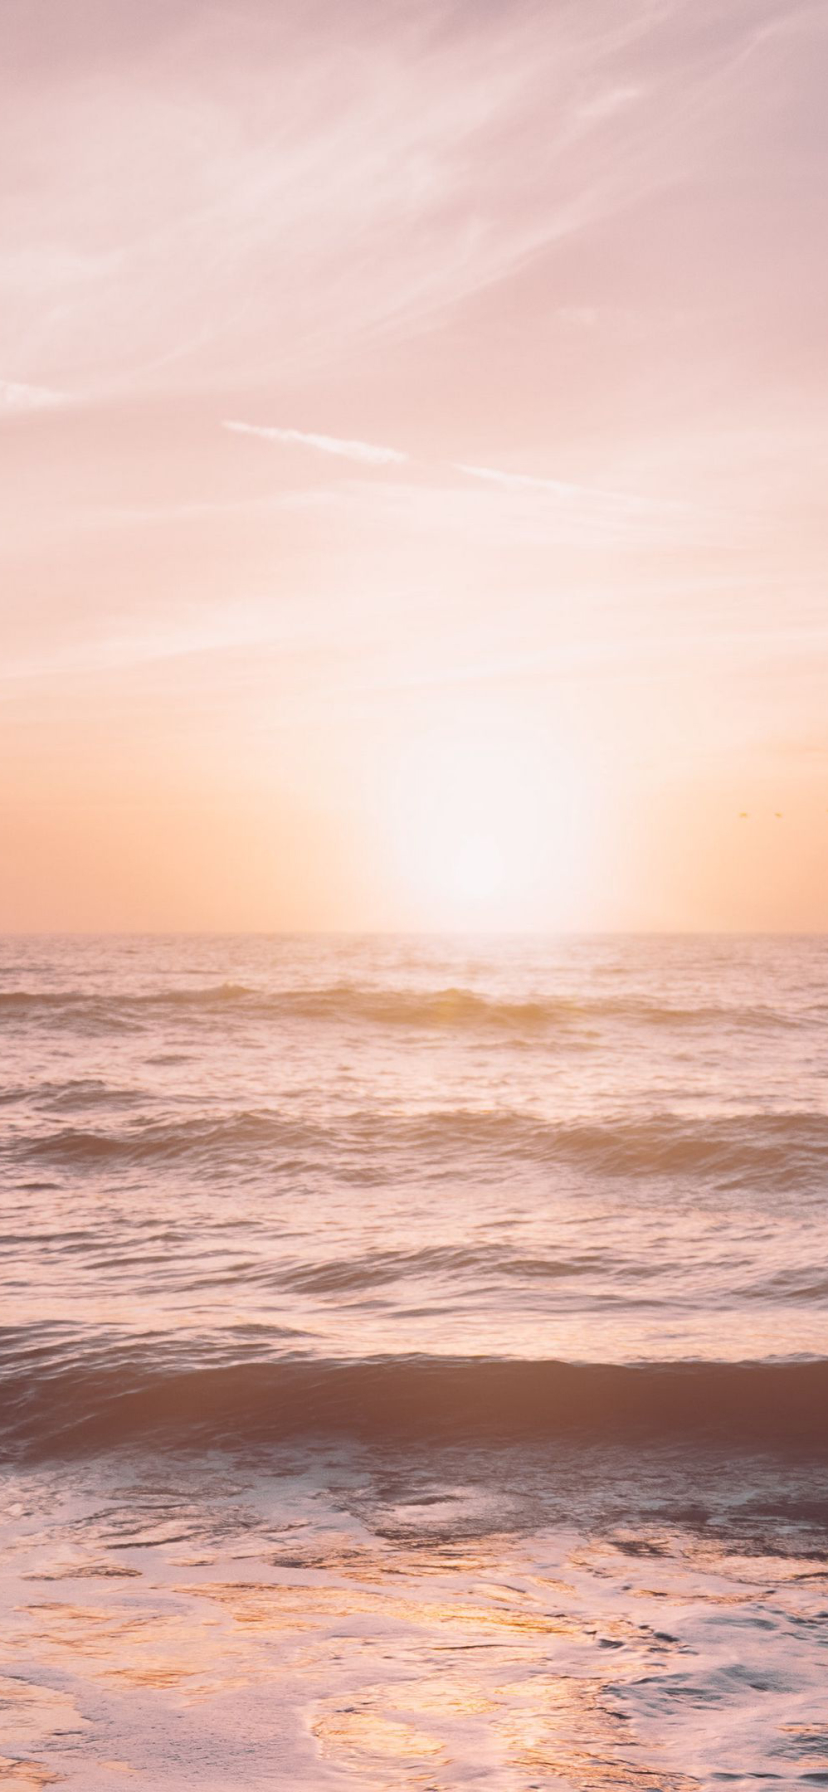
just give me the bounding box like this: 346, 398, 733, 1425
1, 0, 827, 929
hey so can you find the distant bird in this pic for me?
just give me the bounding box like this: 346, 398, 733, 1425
738, 811, 749, 818
774, 812, 783, 819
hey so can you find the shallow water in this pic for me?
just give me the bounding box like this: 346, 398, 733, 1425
1, 933, 827, 1785
1, 1444, 827, 1789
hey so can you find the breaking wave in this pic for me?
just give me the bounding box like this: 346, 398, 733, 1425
1, 1350, 826, 1459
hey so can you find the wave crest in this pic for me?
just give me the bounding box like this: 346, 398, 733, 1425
0, 981, 804, 1036
1, 1352, 826, 1459
8, 1106, 828, 1190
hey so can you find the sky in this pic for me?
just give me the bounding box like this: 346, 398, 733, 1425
1, 0, 827, 931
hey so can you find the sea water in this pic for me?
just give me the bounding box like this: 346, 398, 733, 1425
1, 933, 826, 1788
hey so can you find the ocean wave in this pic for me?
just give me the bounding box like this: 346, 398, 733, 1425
1, 1351, 826, 1458
7, 1105, 828, 1189
275, 1244, 594, 1294
0, 981, 806, 1035
0, 1079, 147, 1114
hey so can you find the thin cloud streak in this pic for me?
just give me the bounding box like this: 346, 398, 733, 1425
453, 461, 650, 512
225, 423, 662, 517
224, 420, 407, 466
0, 380, 69, 414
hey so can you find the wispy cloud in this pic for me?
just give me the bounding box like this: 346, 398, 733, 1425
453, 462, 655, 517
224, 425, 661, 518
2, 0, 783, 398
224, 420, 407, 466
0, 380, 68, 415
273, 474, 684, 553
455, 462, 605, 503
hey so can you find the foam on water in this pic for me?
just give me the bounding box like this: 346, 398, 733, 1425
1, 1442, 827, 1790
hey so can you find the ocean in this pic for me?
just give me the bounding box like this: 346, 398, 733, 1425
1, 932, 827, 1788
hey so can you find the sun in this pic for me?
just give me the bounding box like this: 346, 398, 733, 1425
384, 716, 597, 928
443, 831, 507, 905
